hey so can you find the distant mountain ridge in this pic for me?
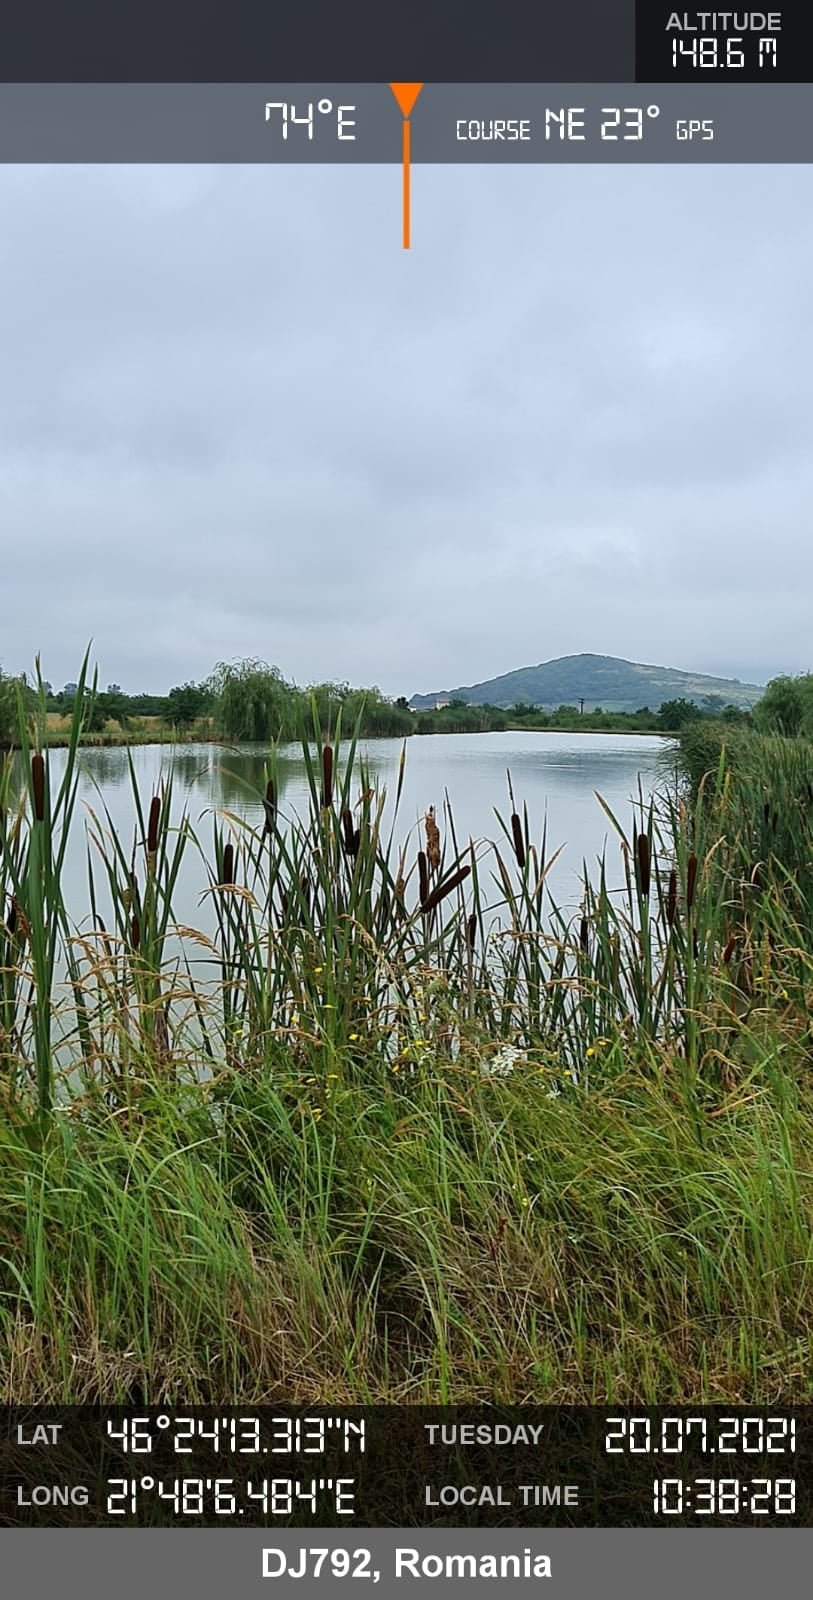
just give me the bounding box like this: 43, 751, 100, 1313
409, 654, 764, 714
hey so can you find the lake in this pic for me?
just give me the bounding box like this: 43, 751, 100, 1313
42, 729, 674, 937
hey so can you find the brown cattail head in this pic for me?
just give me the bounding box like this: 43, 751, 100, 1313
666, 869, 678, 928
321, 744, 334, 809
636, 832, 651, 898
510, 812, 526, 870
263, 778, 276, 835
420, 863, 471, 915
342, 807, 360, 858
686, 853, 698, 912
722, 934, 736, 965
466, 912, 477, 952
579, 915, 589, 951
424, 807, 441, 872
31, 752, 45, 823
221, 842, 235, 886
418, 849, 429, 906
131, 913, 141, 950
147, 795, 161, 855
750, 862, 764, 891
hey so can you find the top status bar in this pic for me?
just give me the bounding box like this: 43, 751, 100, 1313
1, 0, 812, 84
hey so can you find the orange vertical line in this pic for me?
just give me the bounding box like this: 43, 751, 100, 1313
402, 118, 411, 249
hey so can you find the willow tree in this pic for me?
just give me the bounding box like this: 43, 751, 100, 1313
209, 659, 295, 742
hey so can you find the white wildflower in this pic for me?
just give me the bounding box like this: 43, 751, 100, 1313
479, 1043, 525, 1079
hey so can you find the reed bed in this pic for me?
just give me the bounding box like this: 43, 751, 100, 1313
1, 662, 812, 1404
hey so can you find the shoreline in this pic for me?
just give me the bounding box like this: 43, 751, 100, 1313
4, 723, 677, 754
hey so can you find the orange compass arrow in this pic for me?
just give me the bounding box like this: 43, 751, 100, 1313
389, 83, 424, 248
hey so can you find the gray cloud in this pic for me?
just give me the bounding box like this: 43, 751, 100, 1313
1, 163, 811, 696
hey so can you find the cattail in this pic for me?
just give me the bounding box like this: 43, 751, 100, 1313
31, 751, 45, 823
321, 743, 334, 808
763, 801, 770, 826
221, 842, 235, 886
636, 832, 651, 897
420, 863, 471, 915
263, 778, 276, 835
466, 913, 477, 952
510, 812, 526, 869
686, 853, 698, 912
722, 934, 736, 964
147, 795, 161, 855
131, 913, 140, 950
424, 807, 441, 872
342, 807, 359, 857
418, 849, 429, 906
750, 862, 763, 891
579, 915, 589, 951
666, 869, 677, 927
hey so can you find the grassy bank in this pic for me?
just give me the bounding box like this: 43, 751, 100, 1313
24, 711, 719, 749
1, 664, 811, 1404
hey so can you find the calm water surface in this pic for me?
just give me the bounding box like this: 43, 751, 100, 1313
45, 730, 674, 935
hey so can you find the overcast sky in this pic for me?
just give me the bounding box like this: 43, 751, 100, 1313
1, 163, 811, 698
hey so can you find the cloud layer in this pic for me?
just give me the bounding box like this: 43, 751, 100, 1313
1, 163, 810, 696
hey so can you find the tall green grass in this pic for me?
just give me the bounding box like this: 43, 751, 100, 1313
0, 665, 812, 1403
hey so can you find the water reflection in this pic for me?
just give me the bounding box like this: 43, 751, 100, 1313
29, 730, 670, 931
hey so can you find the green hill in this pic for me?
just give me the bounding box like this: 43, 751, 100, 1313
409, 654, 764, 714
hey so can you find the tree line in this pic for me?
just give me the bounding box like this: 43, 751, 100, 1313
0, 659, 766, 747
0, 660, 415, 744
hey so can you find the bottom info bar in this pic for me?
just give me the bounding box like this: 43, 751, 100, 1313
2, 1529, 811, 1598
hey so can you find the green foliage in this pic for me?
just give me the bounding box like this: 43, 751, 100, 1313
78, 688, 132, 734
167, 681, 212, 729
674, 719, 751, 800
303, 681, 413, 738
415, 701, 508, 734
210, 659, 294, 742
657, 697, 703, 731
0, 666, 19, 745
753, 673, 805, 735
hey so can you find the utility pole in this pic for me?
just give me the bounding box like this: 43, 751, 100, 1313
579, 698, 584, 716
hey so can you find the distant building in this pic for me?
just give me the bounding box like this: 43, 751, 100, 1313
434, 698, 451, 710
